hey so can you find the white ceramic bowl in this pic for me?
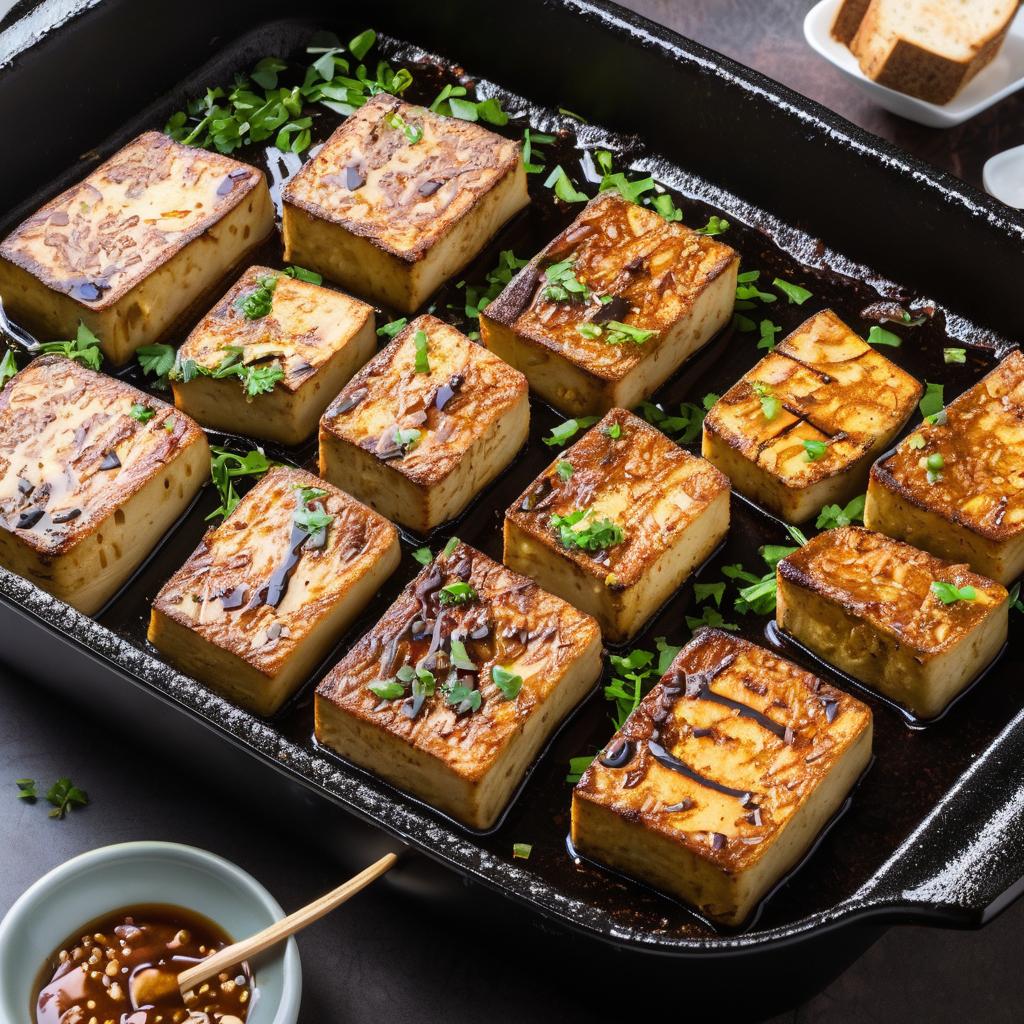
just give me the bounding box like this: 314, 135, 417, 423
804, 0, 1024, 128
0, 841, 301, 1024
983, 143, 1024, 208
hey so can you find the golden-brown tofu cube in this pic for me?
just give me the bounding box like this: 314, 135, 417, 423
504, 409, 730, 642
777, 526, 1008, 719
319, 314, 529, 534
866, 350, 1024, 585
0, 356, 209, 614
0, 132, 274, 365
171, 266, 375, 446
315, 542, 603, 829
572, 628, 872, 926
149, 467, 399, 717
479, 191, 739, 417
282, 94, 528, 312
703, 310, 922, 523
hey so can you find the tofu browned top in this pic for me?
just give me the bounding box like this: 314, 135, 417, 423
0, 356, 204, 555
872, 349, 1024, 542
321, 314, 527, 487
779, 526, 1007, 655
507, 409, 728, 587
316, 542, 600, 782
178, 266, 373, 393
153, 467, 396, 677
575, 629, 871, 872
0, 131, 266, 307
484, 191, 737, 380
705, 310, 922, 484
283, 94, 522, 261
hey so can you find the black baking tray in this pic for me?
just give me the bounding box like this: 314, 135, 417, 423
1, 0, 1023, 972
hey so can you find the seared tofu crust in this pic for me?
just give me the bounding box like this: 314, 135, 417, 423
703, 310, 922, 523
777, 526, 1008, 718
0, 132, 273, 364
319, 314, 529, 532
481, 191, 738, 416
572, 628, 872, 925
505, 408, 730, 641
315, 542, 603, 829
172, 266, 375, 445
282, 94, 527, 311
150, 467, 399, 716
866, 350, 1024, 585
0, 356, 209, 612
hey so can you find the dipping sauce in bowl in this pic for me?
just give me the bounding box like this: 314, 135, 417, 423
34, 903, 254, 1024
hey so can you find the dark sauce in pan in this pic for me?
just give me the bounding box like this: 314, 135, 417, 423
33, 904, 253, 1024
1, 23, 1020, 942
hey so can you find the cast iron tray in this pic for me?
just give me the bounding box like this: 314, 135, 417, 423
0, 0, 1022, 962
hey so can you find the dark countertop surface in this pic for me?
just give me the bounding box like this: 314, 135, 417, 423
3, 2, 1024, 1022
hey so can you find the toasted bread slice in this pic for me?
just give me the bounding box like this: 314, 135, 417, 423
851, 0, 1020, 104
865, 350, 1024, 585
0, 356, 209, 614
777, 526, 1008, 719
831, 0, 872, 44
172, 266, 375, 446
315, 542, 603, 829
702, 310, 921, 523
282, 94, 528, 312
480, 191, 738, 417
505, 409, 730, 642
0, 132, 274, 365
319, 314, 529, 534
572, 628, 872, 926
149, 467, 400, 717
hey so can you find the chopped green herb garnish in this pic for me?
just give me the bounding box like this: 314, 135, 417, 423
773, 277, 812, 305
944, 347, 966, 364
522, 127, 555, 174
919, 382, 945, 421
237, 274, 278, 320
294, 490, 334, 537
816, 494, 866, 530
544, 165, 589, 203
15, 778, 36, 801
696, 215, 730, 236
735, 270, 777, 308
46, 777, 88, 820
647, 191, 680, 221
751, 380, 780, 420
602, 637, 680, 731
430, 84, 509, 125
694, 582, 726, 607
512, 842, 532, 859
37, 322, 103, 370
0, 349, 17, 389
443, 681, 482, 713
412, 546, 432, 565
1009, 582, 1023, 613
394, 426, 421, 452
129, 403, 155, 423
550, 508, 625, 552
635, 398, 708, 445
566, 754, 595, 784
867, 325, 901, 348
378, 317, 408, 339
602, 422, 622, 440
603, 321, 655, 346
556, 460, 574, 481
458, 249, 528, 332
757, 319, 782, 351
931, 581, 976, 605
207, 446, 272, 521
413, 329, 430, 373
387, 109, 423, 144
544, 256, 596, 303
369, 680, 405, 701
685, 605, 739, 632
439, 582, 478, 605
284, 265, 323, 285
491, 665, 523, 701
543, 416, 599, 447
442, 536, 460, 558
734, 313, 756, 332
803, 438, 827, 461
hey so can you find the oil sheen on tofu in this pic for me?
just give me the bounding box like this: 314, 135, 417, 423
504, 408, 730, 642
0, 356, 209, 615
777, 526, 1008, 719
149, 467, 400, 717
282, 94, 528, 312
703, 310, 922, 523
172, 265, 376, 446
319, 314, 529, 534
572, 628, 872, 926
866, 350, 1024, 585
315, 542, 603, 830
0, 132, 274, 365
480, 191, 739, 417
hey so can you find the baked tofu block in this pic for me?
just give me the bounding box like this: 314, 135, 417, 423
480, 191, 739, 417
703, 310, 922, 523
315, 542, 603, 829
777, 527, 1008, 719
319, 314, 529, 534
0, 356, 209, 614
171, 266, 375, 446
149, 467, 399, 717
282, 94, 528, 312
0, 132, 274, 365
865, 350, 1024, 585
572, 628, 872, 926
504, 408, 730, 642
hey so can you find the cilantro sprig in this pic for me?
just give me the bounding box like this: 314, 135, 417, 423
37, 322, 103, 370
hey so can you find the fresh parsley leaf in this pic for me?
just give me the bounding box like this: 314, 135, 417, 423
237, 274, 278, 319
735, 270, 777, 308
284, 265, 323, 285
685, 605, 739, 632
294, 499, 334, 537
919, 382, 945, 421
757, 319, 782, 351
803, 438, 827, 461
1009, 582, 1023, 613
944, 347, 966, 364
369, 680, 405, 701
635, 399, 707, 445
129, 403, 155, 423
512, 842, 532, 859
694, 582, 725, 607
137, 344, 177, 382
601, 638, 678, 731
696, 215, 729, 236
550, 508, 625, 552
439, 582, 478, 605
604, 321, 655, 346
413, 329, 430, 373
0, 349, 17, 389
866, 325, 901, 347
566, 754, 595, 784
931, 581, 977, 605
543, 257, 596, 303
46, 777, 88, 820
458, 249, 528, 331
244, 363, 285, 396
15, 778, 36, 801
491, 665, 523, 701
761, 544, 799, 571
556, 460, 574, 481
543, 416, 599, 447
348, 28, 377, 61
207, 446, 272, 521
773, 277, 812, 305
430, 85, 509, 125
815, 494, 866, 530
734, 572, 778, 615
412, 546, 432, 565
377, 317, 408, 339
751, 380, 780, 420
37, 322, 103, 370
645, 191, 680, 222
544, 165, 589, 203
443, 681, 481, 713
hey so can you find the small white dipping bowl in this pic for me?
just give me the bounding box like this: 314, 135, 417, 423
0, 841, 301, 1024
